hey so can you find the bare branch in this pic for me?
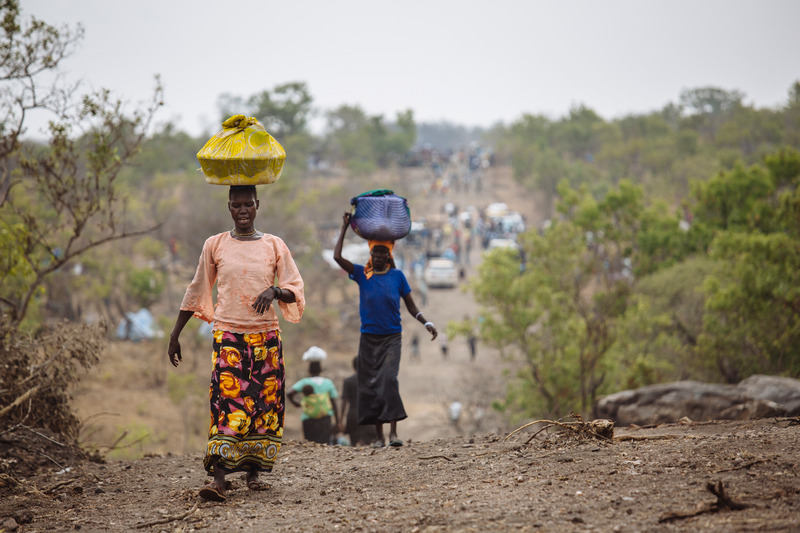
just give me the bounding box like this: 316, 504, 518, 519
0, 385, 41, 420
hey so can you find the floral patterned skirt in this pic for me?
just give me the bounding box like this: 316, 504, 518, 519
204, 329, 284, 475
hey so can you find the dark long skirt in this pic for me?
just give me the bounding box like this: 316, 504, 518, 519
302, 416, 332, 444
357, 332, 407, 425
204, 329, 284, 475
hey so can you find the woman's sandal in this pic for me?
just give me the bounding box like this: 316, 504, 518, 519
198, 482, 226, 502
247, 480, 270, 491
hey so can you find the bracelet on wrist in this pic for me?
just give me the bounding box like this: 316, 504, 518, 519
424, 321, 434, 328
274, 286, 282, 300
415, 311, 423, 319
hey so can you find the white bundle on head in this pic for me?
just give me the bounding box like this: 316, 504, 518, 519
302, 346, 327, 362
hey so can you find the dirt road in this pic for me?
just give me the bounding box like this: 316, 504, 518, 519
3, 165, 800, 531
3, 418, 798, 532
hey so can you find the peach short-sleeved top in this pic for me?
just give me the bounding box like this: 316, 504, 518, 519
180, 232, 305, 333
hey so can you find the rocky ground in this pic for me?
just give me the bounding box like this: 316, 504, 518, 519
2, 417, 799, 532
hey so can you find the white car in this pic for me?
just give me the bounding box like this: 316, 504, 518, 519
487, 238, 519, 251
485, 202, 509, 218
423, 258, 458, 288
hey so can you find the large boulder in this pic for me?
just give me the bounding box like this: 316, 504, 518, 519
736, 375, 800, 416
595, 375, 799, 426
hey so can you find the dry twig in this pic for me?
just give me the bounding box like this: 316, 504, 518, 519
47, 478, 77, 493
614, 434, 683, 442
658, 480, 750, 523
22, 425, 66, 447
134, 503, 199, 529
417, 455, 454, 462
0, 385, 40, 420
505, 413, 613, 444
712, 459, 765, 473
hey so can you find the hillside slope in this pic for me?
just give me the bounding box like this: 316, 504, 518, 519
2, 418, 799, 532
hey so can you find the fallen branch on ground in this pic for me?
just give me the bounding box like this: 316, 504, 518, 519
134, 503, 198, 529
614, 434, 685, 442
417, 455, 453, 462
47, 478, 77, 493
658, 480, 750, 523
712, 459, 765, 473
505, 413, 614, 444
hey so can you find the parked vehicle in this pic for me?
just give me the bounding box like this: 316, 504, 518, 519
487, 238, 519, 251
423, 258, 458, 288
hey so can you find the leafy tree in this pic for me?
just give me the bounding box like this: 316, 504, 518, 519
679, 87, 746, 142
714, 106, 783, 158
468, 181, 655, 419
323, 104, 416, 173
553, 104, 607, 160
1, 84, 163, 326
701, 232, 800, 381
691, 161, 776, 233
0, 1, 162, 442
784, 81, 800, 148
697, 149, 800, 380
607, 257, 714, 388
133, 123, 202, 178
247, 81, 314, 139
216, 82, 318, 180
126, 267, 165, 308
1, 0, 84, 204
679, 87, 745, 116
217, 81, 314, 140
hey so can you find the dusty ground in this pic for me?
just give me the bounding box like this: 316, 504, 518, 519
3, 165, 799, 531
2, 418, 799, 532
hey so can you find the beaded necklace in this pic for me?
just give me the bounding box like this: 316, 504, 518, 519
232, 228, 257, 237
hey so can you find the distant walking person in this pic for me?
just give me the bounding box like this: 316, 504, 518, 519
410, 332, 420, 362
334, 213, 437, 447
288, 348, 340, 445
468, 333, 477, 362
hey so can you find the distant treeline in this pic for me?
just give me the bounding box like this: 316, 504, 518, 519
459, 82, 800, 420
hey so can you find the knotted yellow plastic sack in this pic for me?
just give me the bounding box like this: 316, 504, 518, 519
196, 115, 286, 185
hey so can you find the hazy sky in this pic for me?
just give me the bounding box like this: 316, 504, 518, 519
24, 0, 800, 137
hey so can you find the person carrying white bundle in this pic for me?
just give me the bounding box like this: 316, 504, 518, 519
288, 347, 339, 444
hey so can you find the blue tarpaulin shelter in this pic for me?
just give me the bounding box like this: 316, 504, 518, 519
116, 308, 159, 342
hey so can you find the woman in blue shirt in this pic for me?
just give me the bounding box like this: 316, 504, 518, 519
334, 213, 437, 447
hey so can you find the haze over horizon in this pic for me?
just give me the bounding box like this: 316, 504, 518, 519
22, 0, 800, 138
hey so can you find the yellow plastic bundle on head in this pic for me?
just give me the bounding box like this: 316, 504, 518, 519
197, 115, 286, 185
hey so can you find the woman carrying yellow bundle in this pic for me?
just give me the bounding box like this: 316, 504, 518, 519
168, 182, 304, 501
